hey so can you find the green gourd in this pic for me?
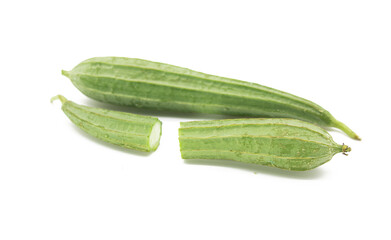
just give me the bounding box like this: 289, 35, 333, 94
62, 57, 360, 140
178, 118, 350, 171
51, 95, 162, 152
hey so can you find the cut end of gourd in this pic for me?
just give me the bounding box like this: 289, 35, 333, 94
332, 119, 361, 141
50, 95, 68, 104
148, 121, 162, 151
61, 70, 71, 78
342, 144, 351, 156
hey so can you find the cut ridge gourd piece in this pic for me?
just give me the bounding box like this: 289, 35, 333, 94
51, 95, 162, 152
178, 118, 351, 171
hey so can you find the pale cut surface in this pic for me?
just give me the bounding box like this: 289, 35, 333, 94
149, 122, 162, 151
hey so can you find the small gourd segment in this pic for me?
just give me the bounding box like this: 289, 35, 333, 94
51, 95, 162, 152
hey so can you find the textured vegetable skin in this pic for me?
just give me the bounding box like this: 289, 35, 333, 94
51, 95, 162, 152
62, 57, 360, 140
178, 118, 350, 171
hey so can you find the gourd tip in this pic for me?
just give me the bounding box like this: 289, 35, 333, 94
61, 70, 70, 78
51, 95, 67, 104
342, 144, 351, 156
333, 120, 361, 141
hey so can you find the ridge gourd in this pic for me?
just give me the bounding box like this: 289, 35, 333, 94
62, 57, 360, 140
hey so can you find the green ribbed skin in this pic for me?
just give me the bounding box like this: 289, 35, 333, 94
179, 118, 350, 171
51, 95, 162, 152
62, 57, 360, 140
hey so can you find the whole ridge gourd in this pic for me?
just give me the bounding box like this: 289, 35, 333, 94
178, 118, 351, 171
62, 57, 360, 140
51, 95, 162, 152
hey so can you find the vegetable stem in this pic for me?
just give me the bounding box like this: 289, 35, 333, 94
50, 95, 68, 104
333, 119, 361, 141
61, 70, 70, 78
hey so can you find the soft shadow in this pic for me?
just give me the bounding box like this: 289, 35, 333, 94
184, 159, 325, 179
69, 124, 152, 157
324, 126, 346, 135
83, 99, 239, 120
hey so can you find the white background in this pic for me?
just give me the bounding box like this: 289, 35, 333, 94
1, 1, 390, 239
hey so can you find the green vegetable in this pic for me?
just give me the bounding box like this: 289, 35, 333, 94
51, 95, 162, 152
178, 118, 350, 171
62, 57, 360, 140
